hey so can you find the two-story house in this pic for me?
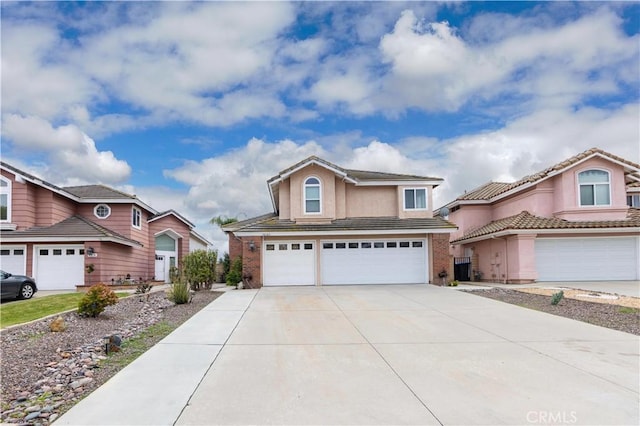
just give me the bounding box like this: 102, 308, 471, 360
0, 161, 210, 290
223, 156, 456, 287
443, 148, 640, 283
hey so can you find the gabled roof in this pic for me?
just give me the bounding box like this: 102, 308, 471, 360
451, 209, 640, 244
149, 210, 195, 228
1, 161, 157, 213
226, 214, 456, 236
0, 215, 143, 247
267, 155, 443, 213
64, 185, 136, 200
446, 148, 640, 207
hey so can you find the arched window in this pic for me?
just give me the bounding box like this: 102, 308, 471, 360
578, 170, 610, 206
1, 176, 11, 222
304, 177, 321, 214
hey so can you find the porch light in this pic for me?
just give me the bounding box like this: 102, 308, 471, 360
248, 241, 256, 252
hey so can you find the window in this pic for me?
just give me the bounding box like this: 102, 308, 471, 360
66, 249, 75, 255
361, 242, 372, 249
412, 241, 423, 248
53, 249, 62, 255
132, 207, 141, 229
94, 204, 111, 219
291, 244, 300, 250
304, 177, 321, 214
399, 242, 410, 248
404, 188, 427, 210
279, 244, 288, 251
387, 242, 397, 248
348, 242, 358, 249
0, 250, 9, 255
323, 243, 334, 249
628, 194, 640, 208
374, 242, 384, 248
266, 244, 275, 251
578, 170, 610, 206
39, 249, 49, 255
304, 243, 313, 250
0, 177, 10, 222
14, 249, 24, 255
336, 243, 346, 249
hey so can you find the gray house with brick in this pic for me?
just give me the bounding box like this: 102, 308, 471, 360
223, 156, 456, 287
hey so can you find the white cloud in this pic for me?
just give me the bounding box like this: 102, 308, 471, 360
1, 115, 130, 184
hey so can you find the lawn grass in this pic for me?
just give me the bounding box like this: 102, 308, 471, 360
0, 292, 130, 329
103, 321, 176, 368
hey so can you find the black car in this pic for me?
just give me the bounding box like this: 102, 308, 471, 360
0, 270, 38, 300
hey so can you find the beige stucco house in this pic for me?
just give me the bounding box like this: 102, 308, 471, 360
224, 156, 456, 287
443, 148, 640, 283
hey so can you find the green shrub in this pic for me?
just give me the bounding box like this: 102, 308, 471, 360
78, 283, 119, 317
551, 290, 564, 306
448, 280, 459, 287
168, 281, 191, 304
226, 256, 243, 286
182, 249, 218, 291
135, 282, 153, 294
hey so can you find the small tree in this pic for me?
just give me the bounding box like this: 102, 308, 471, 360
226, 256, 243, 286
182, 249, 218, 291
221, 252, 231, 282
78, 284, 118, 317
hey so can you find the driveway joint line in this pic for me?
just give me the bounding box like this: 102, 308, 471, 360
322, 287, 445, 426
172, 289, 259, 426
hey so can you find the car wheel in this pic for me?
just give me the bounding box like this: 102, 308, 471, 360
19, 283, 35, 300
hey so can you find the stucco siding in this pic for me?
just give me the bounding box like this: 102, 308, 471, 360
289, 165, 337, 221
345, 186, 397, 217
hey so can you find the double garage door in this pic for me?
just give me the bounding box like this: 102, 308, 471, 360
263, 239, 427, 286
535, 237, 639, 281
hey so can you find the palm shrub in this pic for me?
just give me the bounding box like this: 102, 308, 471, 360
551, 290, 564, 306
226, 256, 243, 286
182, 249, 218, 291
168, 280, 191, 304
78, 283, 119, 317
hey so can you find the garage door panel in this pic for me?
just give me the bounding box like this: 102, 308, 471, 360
0, 245, 26, 275
36, 246, 84, 290
263, 242, 315, 286
322, 240, 427, 285
535, 237, 639, 281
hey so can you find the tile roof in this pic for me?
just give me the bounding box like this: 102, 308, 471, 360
452, 209, 640, 243
0, 216, 143, 247
228, 214, 456, 234
269, 155, 442, 184
451, 147, 640, 204
63, 185, 136, 199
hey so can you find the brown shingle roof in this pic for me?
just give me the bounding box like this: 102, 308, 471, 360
0, 216, 143, 247
452, 209, 640, 243
63, 185, 136, 199
229, 215, 456, 234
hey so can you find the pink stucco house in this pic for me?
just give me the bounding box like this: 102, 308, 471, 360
223, 156, 456, 287
443, 148, 640, 283
0, 161, 210, 290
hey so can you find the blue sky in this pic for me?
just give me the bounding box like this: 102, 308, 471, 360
1, 1, 639, 253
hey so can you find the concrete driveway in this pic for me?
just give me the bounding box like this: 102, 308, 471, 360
57, 285, 639, 426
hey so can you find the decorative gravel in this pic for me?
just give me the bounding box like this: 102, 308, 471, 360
0, 290, 222, 425
465, 287, 640, 335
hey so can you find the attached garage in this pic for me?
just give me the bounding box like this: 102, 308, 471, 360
321, 239, 427, 285
0, 245, 26, 275
35, 245, 85, 290
535, 237, 640, 281
263, 241, 315, 286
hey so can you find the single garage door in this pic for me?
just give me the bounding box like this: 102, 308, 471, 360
0, 245, 26, 275
321, 239, 427, 285
535, 237, 639, 281
35, 245, 85, 290
263, 241, 315, 286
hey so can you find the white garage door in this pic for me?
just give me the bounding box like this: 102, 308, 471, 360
35, 245, 85, 290
321, 239, 427, 285
0, 245, 27, 275
535, 237, 639, 281
263, 241, 315, 286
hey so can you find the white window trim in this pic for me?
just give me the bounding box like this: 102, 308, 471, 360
132, 207, 142, 229
403, 188, 428, 211
0, 176, 11, 223
94, 203, 111, 219
303, 176, 322, 215
577, 169, 611, 207
628, 194, 640, 208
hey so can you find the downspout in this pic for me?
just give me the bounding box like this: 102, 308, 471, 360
491, 235, 508, 284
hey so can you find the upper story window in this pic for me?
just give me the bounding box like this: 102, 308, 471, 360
94, 203, 111, 219
578, 170, 610, 206
304, 177, 321, 214
628, 194, 640, 208
404, 188, 427, 210
132, 207, 141, 229
0, 177, 10, 222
